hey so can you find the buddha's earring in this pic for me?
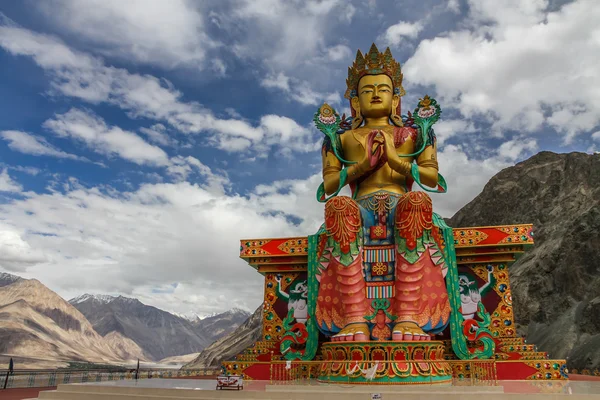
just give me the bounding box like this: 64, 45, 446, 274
390, 114, 403, 127
351, 115, 364, 130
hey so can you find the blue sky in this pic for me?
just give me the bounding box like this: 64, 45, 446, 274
0, 0, 598, 316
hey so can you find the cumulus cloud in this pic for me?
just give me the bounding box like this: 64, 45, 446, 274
380, 21, 424, 46
404, 0, 600, 143
43, 108, 171, 167
139, 124, 179, 148
327, 44, 352, 62
0, 17, 319, 155
432, 119, 477, 145
0, 172, 325, 313
0, 169, 22, 193
34, 0, 216, 70
429, 145, 511, 218
1, 130, 85, 161
0, 223, 47, 271
261, 71, 342, 106
497, 138, 538, 162
230, 0, 345, 69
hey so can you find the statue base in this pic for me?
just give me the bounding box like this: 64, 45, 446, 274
318, 341, 452, 385
228, 227, 569, 382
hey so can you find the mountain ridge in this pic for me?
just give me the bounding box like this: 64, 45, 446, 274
448, 151, 600, 370
0, 275, 253, 365
0, 276, 147, 366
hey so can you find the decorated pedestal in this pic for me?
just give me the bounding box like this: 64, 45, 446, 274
319, 341, 452, 384
222, 224, 568, 383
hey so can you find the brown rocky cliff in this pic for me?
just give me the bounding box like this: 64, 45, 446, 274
0, 276, 148, 363
448, 151, 600, 370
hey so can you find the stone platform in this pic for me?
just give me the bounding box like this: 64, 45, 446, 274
25, 379, 600, 399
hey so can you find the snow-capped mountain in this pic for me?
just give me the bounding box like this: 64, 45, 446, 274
0, 272, 22, 287
1, 278, 253, 364
191, 308, 251, 344
69, 293, 117, 305
69, 294, 210, 361
172, 311, 203, 322
0, 274, 146, 366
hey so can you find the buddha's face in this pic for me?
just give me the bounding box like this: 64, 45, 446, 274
352, 74, 399, 119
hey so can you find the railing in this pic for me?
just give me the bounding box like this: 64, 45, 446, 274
0, 368, 219, 390
266, 360, 497, 386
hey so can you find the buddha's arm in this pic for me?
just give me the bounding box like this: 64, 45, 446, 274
385, 133, 439, 188
322, 148, 365, 196
415, 143, 439, 188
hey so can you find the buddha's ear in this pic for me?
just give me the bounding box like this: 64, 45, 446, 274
351, 96, 360, 114
390, 94, 403, 127
392, 94, 400, 111
350, 97, 363, 129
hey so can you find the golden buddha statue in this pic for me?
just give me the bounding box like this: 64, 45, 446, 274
313, 44, 451, 342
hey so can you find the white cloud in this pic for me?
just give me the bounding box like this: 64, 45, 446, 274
261, 71, 342, 106
467, 0, 548, 28
340, 4, 356, 23
592, 131, 600, 141
0, 223, 47, 271
260, 72, 290, 92
259, 115, 321, 153
231, 0, 343, 69
34, 0, 216, 70
327, 44, 352, 62
1, 130, 85, 161
139, 124, 178, 148
429, 145, 511, 218
0, 172, 325, 313
0, 169, 23, 193
0, 18, 318, 155
8, 166, 41, 176
497, 138, 538, 161
447, 0, 460, 13
209, 114, 320, 154
432, 119, 477, 145
380, 21, 424, 46
43, 109, 171, 167
404, 0, 600, 143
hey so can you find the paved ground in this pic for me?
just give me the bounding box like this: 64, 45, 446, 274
1, 375, 599, 399
0, 387, 55, 400
0, 376, 217, 399
571, 374, 600, 381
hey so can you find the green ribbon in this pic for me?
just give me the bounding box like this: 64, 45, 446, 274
409, 163, 447, 193
317, 168, 349, 203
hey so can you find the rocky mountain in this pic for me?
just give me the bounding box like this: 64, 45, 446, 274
158, 352, 200, 366
191, 308, 250, 344
0, 274, 146, 366
0, 272, 22, 287
184, 305, 262, 370
448, 151, 600, 370
69, 294, 210, 361
69, 294, 248, 361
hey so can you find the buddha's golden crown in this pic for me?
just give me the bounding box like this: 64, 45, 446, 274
345, 43, 405, 99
